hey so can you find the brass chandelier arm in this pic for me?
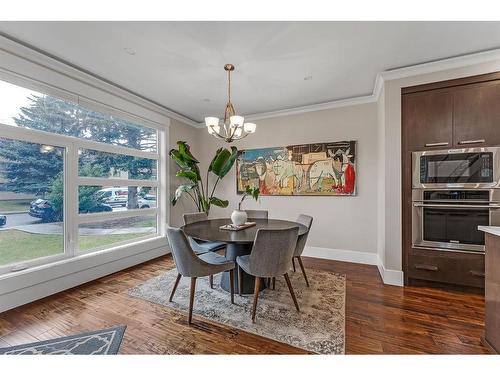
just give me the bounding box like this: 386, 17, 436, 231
208, 125, 249, 142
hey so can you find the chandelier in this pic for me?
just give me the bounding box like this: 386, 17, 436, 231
205, 64, 256, 142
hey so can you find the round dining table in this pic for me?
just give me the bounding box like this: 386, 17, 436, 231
181, 218, 309, 294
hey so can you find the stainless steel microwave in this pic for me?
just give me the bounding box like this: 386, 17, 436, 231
412, 147, 500, 189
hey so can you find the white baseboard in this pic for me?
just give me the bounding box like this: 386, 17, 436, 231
376, 257, 404, 286
303, 246, 404, 286
303, 246, 379, 265
0, 243, 170, 313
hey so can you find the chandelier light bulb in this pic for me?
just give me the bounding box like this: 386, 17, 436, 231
243, 122, 256, 133
207, 125, 220, 135
233, 126, 243, 137
230, 115, 244, 127
205, 117, 219, 127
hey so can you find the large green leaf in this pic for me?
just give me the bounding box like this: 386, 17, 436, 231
171, 183, 196, 206
219, 146, 238, 178
208, 148, 226, 173
176, 170, 199, 182
169, 149, 190, 169
209, 196, 229, 208
177, 141, 199, 163
210, 146, 238, 178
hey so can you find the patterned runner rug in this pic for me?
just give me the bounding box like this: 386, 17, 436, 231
0, 326, 126, 355
129, 268, 345, 354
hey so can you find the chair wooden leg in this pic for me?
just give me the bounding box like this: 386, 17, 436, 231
272, 277, 276, 290
229, 269, 235, 304
209, 274, 214, 289
292, 257, 296, 272
237, 266, 243, 296
169, 273, 182, 302
251, 277, 261, 322
297, 256, 310, 287
283, 273, 300, 312
188, 277, 197, 324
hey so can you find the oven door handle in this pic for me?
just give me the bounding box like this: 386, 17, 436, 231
413, 203, 500, 209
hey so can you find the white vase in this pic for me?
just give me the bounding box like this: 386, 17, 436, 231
231, 209, 247, 226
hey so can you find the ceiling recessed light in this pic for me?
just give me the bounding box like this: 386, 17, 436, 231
123, 47, 136, 56
304, 75, 313, 81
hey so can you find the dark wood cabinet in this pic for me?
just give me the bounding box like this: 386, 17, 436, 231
453, 81, 500, 148
482, 232, 500, 353
402, 90, 453, 151
408, 248, 485, 288
402, 72, 500, 289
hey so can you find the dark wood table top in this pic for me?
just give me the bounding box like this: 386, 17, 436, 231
181, 218, 309, 244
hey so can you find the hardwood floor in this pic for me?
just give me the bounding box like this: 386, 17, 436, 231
0, 256, 490, 354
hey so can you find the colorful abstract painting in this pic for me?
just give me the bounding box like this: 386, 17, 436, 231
236, 141, 356, 196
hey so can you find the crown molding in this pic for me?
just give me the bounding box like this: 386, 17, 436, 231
195, 94, 377, 128
373, 73, 385, 100
245, 95, 377, 122
379, 48, 500, 82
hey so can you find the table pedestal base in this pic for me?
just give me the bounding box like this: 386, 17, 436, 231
220, 243, 267, 295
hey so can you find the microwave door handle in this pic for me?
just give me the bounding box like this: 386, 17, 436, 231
413, 203, 500, 209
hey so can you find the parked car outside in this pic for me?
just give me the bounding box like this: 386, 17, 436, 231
0, 214, 6, 226
78, 203, 113, 214
29, 198, 112, 222
138, 194, 157, 209
29, 199, 60, 222
97, 188, 128, 207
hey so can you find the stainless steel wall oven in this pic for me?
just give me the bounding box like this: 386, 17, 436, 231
412, 147, 500, 253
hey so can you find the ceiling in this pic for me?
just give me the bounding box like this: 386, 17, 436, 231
1, 21, 500, 123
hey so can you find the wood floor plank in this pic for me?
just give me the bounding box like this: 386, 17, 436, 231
0, 255, 490, 354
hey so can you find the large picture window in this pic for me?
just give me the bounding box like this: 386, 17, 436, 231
0, 78, 165, 275
0, 138, 65, 268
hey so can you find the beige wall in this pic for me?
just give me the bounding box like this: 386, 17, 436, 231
196, 103, 379, 254
169, 118, 202, 227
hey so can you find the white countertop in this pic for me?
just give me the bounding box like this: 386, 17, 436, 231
478, 226, 500, 237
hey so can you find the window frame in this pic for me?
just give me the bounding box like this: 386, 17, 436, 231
0, 92, 167, 275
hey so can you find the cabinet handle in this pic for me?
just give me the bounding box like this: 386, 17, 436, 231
458, 139, 485, 145
469, 270, 485, 278
415, 264, 439, 271
425, 142, 449, 147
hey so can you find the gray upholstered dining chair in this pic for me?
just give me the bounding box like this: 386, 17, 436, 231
183, 212, 227, 289
166, 226, 235, 324
236, 227, 300, 322
183, 212, 226, 254
245, 210, 268, 220
291, 214, 313, 287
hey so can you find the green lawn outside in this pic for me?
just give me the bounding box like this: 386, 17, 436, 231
0, 229, 147, 266
0, 199, 31, 213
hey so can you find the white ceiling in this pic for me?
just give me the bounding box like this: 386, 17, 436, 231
1, 21, 500, 123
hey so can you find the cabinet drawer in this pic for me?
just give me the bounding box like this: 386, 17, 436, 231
408, 248, 485, 288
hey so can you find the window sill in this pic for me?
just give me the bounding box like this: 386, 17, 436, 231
0, 235, 169, 308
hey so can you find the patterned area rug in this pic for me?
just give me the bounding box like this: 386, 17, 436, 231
0, 326, 126, 355
128, 268, 345, 354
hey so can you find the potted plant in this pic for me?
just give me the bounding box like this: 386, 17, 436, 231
170, 141, 238, 214
231, 185, 260, 226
